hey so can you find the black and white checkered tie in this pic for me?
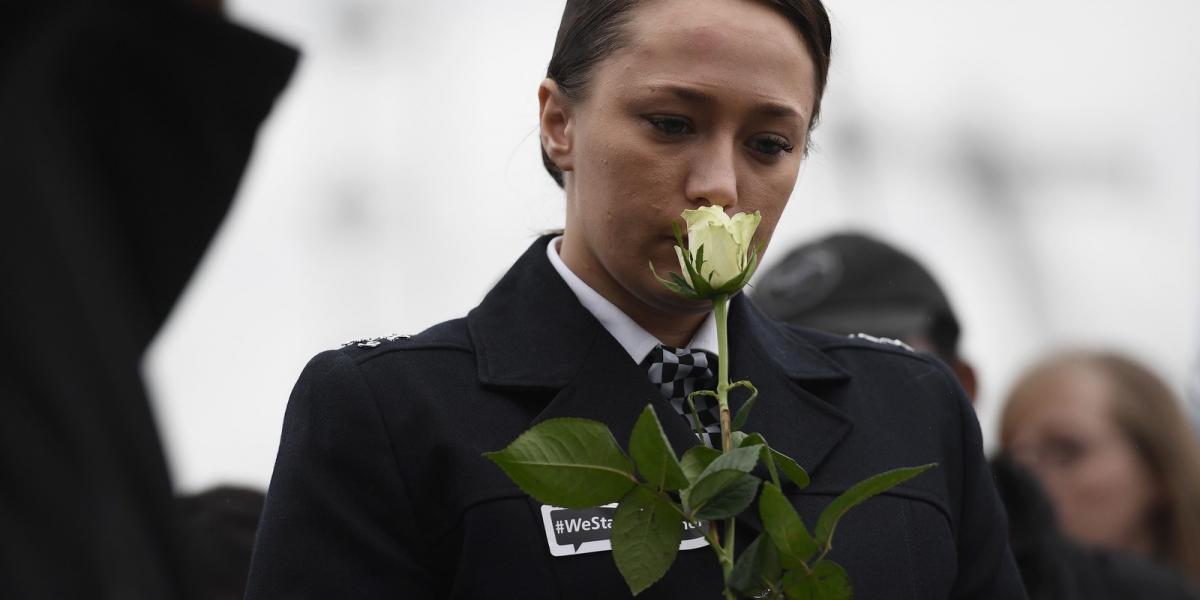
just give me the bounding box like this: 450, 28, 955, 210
641, 344, 722, 447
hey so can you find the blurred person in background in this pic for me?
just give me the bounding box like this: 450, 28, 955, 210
0, 0, 295, 597
1190, 354, 1200, 438
752, 231, 976, 396
177, 486, 268, 600
755, 233, 1200, 599
1001, 352, 1200, 590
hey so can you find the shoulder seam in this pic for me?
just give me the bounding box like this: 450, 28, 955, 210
348, 341, 474, 366
818, 341, 935, 363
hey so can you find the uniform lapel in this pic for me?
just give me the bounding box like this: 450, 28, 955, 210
469, 235, 594, 390
532, 329, 704, 454
727, 296, 854, 478
467, 234, 701, 453
724, 296, 854, 535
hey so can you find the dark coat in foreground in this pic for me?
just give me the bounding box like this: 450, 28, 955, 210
0, 2, 295, 597
246, 235, 1027, 599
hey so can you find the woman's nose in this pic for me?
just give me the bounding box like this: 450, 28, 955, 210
685, 141, 738, 209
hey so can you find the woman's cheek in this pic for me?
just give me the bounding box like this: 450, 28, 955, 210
615, 145, 677, 193
1043, 465, 1094, 517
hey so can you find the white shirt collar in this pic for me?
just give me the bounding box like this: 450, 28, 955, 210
546, 236, 718, 363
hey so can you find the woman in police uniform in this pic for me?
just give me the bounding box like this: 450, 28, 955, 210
245, 0, 1026, 598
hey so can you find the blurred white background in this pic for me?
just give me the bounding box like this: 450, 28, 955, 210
144, 0, 1200, 492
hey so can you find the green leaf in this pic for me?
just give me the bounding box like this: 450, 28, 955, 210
782, 560, 851, 600
698, 444, 761, 478
668, 271, 694, 292
484, 418, 638, 509
612, 486, 684, 595
737, 433, 808, 490
629, 405, 689, 492
650, 262, 704, 301
732, 430, 751, 448
680, 446, 721, 483
692, 473, 760, 520
737, 244, 763, 289
741, 432, 780, 488
771, 449, 810, 490
681, 242, 714, 298
729, 534, 782, 597
683, 446, 761, 519
814, 464, 936, 547
731, 380, 760, 430
742, 249, 762, 285
738, 432, 765, 448
654, 275, 691, 296
759, 483, 818, 567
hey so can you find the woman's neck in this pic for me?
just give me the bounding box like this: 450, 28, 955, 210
641, 310, 707, 348
556, 237, 708, 348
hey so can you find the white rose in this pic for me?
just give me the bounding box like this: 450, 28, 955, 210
676, 206, 762, 290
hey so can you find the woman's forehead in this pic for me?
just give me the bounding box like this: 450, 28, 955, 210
625, 0, 809, 61
1008, 366, 1117, 429
603, 0, 816, 101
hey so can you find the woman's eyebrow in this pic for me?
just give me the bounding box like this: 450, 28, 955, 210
649, 83, 805, 120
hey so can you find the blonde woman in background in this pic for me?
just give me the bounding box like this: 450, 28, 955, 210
1001, 351, 1200, 588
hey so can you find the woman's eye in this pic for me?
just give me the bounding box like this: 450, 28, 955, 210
748, 134, 795, 157
1042, 437, 1089, 468
645, 116, 693, 136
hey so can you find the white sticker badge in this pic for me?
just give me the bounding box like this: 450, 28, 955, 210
540, 503, 710, 557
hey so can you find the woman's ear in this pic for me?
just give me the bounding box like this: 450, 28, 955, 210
953, 358, 979, 402
538, 78, 574, 174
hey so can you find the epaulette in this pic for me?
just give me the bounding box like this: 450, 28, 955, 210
847, 332, 914, 352
341, 333, 413, 349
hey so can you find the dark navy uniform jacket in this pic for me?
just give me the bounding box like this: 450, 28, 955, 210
245, 235, 1027, 599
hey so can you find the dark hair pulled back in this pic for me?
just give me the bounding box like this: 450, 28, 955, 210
541, 0, 834, 188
